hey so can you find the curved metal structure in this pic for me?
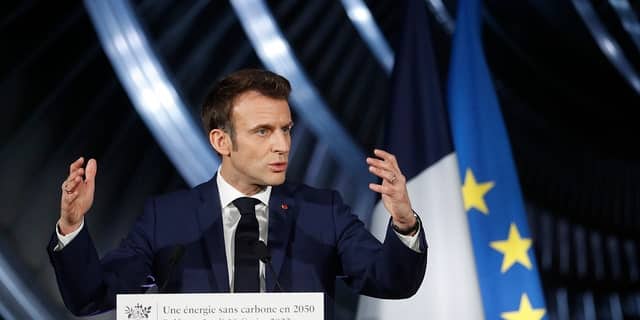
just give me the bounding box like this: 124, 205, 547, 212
340, 0, 394, 74
0, 254, 51, 319
572, 0, 640, 94
609, 0, 640, 55
425, 0, 455, 34
84, 0, 219, 187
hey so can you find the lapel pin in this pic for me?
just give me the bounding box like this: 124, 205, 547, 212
281, 203, 288, 210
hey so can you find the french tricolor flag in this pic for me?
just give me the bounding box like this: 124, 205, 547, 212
356, 0, 483, 318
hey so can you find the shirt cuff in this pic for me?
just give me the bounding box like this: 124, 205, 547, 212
393, 227, 422, 253
54, 220, 84, 252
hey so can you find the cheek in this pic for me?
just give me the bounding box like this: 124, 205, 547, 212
243, 148, 266, 167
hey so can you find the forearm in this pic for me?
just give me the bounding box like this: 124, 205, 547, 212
47, 223, 152, 316
48, 227, 112, 315
333, 191, 428, 299
358, 222, 428, 299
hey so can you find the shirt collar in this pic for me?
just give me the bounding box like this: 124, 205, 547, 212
216, 167, 271, 209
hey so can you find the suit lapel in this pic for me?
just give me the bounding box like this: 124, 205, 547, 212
267, 185, 296, 291
195, 176, 230, 292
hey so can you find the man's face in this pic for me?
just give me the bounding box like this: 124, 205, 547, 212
220, 91, 292, 193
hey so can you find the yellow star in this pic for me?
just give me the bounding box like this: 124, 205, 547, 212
490, 223, 532, 273
501, 293, 546, 320
461, 168, 495, 214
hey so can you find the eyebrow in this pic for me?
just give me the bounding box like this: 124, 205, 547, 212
248, 121, 294, 131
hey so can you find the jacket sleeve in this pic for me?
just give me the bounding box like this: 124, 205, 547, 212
46, 199, 156, 316
333, 191, 428, 299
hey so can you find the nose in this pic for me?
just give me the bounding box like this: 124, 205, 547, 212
271, 130, 290, 154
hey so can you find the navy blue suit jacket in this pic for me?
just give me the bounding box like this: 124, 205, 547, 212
48, 177, 428, 317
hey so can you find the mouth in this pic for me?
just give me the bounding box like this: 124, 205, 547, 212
268, 162, 288, 173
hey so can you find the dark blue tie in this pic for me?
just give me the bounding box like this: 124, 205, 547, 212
233, 197, 261, 292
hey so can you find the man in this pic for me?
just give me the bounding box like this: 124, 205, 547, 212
48, 69, 427, 318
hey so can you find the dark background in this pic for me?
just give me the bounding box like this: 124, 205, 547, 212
1, 0, 640, 319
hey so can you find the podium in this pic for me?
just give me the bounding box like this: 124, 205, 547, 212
117, 292, 323, 320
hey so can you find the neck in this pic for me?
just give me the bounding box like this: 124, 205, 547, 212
219, 166, 264, 196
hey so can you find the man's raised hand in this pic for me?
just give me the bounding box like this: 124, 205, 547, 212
366, 149, 416, 232
59, 157, 97, 235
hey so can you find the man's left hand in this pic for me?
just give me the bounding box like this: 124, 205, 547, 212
366, 149, 416, 233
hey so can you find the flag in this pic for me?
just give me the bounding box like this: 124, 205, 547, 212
448, 0, 547, 318
356, 0, 484, 318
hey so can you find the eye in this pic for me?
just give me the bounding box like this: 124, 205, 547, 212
256, 128, 269, 136
282, 126, 291, 134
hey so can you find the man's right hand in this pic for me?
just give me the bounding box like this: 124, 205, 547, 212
59, 157, 97, 235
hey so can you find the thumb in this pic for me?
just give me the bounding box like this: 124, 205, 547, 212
85, 158, 98, 186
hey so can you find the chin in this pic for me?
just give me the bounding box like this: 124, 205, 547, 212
266, 173, 286, 186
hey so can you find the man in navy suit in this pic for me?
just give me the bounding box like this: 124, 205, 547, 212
49, 69, 427, 318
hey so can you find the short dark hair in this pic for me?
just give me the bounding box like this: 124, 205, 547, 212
200, 69, 291, 137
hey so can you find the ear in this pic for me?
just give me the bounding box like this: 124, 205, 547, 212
209, 129, 231, 156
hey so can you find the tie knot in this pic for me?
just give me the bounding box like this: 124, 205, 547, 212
233, 197, 261, 215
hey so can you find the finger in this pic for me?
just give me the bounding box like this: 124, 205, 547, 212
373, 149, 401, 172
63, 168, 84, 187
69, 157, 85, 175
368, 183, 394, 196
367, 157, 405, 184
369, 183, 380, 194
366, 157, 395, 173
85, 159, 97, 184
65, 167, 85, 184
63, 175, 83, 193
62, 191, 79, 204
368, 166, 398, 183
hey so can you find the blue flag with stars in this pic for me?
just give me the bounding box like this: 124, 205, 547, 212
448, 0, 547, 319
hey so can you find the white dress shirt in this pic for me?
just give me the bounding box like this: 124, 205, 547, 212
215, 171, 270, 292
55, 170, 421, 292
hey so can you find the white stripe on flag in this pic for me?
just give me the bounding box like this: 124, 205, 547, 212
357, 153, 484, 319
